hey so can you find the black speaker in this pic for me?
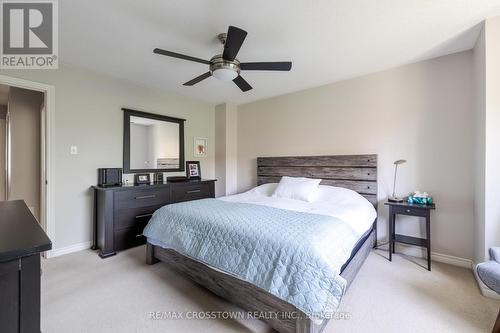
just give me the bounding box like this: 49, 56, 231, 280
98, 168, 122, 187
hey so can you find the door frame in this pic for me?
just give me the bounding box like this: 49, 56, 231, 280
0, 74, 55, 258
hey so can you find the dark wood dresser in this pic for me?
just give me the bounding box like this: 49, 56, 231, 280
92, 179, 216, 258
0, 200, 52, 333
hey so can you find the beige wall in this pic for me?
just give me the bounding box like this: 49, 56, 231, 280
473, 25, 486, 263
484, 16, 500, 260
237, 51, 474, 259
214, 104, 227, 197
225, 104, 238, 196
214, 103, 238, 197
472, 16, 500, 263
0, 65, 215, 250
8, 88, 44, 219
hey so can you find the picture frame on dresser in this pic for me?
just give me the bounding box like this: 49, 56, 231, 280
186, 161, 201, 180
134, 173, 150, 185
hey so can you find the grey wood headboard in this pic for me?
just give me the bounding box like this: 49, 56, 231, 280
257, 154, 378, 207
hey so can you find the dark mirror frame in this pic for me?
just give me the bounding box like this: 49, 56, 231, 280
123, 108, 185, 173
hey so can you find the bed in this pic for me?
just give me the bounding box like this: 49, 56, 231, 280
145, 154, 378, 333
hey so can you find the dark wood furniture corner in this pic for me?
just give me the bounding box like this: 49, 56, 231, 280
384, 201, 436, 271
92, 179, 216, 258
0, 200, 52, 333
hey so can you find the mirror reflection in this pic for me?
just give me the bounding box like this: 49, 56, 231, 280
129, 116, 180, 170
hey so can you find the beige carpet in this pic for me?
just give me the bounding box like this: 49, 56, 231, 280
41, 246, 499, 333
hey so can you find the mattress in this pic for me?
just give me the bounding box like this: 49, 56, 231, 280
341, 225, 374, 273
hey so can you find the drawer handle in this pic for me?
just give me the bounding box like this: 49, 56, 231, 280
135, 234, 144, 238
135, 195, 156, 200
135, 213, 153, 219
186, 189, 201, 194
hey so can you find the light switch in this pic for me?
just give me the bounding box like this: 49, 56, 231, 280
70, 145, 78, 155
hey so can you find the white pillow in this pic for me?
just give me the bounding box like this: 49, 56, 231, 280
253, 183, 279, 196
311, 185, 366, 203
272, 176, 321, 202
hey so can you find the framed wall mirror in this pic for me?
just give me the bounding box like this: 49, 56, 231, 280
123, 108, 185, 173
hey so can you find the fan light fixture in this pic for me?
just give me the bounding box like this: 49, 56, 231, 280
212, 68, 238, 81
153, 25, 292, 92
209, 55, 240, 81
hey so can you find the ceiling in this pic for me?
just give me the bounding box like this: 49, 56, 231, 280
59, 0, 500, 105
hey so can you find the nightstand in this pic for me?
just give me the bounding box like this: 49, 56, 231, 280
384, 201, 436, 271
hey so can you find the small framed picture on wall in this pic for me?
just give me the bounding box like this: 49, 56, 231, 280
194, 137, 207, 157
186, 161, 201, 180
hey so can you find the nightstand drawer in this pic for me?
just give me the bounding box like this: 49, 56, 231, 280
391, 205, 429, 217
171, 183, 213, 203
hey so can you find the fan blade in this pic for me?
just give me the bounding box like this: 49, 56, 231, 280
240, 62, 292, 71
153, 48, 210, 65
183, 72, 212, 86
233, 75, 252, 92
222, 26, 247, 61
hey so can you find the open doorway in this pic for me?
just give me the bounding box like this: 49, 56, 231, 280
0, 84, 44, 219
0, 75, 55, 257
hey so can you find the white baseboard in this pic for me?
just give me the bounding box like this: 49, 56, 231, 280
379, 242, 473, 268
47, 241, 92, 258
431, 252, 473, 268
472, 262, 500, 300
383, 242, 499, 300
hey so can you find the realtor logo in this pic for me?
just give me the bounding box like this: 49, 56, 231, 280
1, 0, 58, 69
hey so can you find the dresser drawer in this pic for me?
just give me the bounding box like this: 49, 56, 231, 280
114, 187, 170, 210
114, 221, 147, 251
95, 180, 216, 258
171, 183, 213, 203
392, 205, 429, 217
114, 205, 162, 230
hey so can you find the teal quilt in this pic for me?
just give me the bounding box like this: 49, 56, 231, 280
143, 198, 359, 318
